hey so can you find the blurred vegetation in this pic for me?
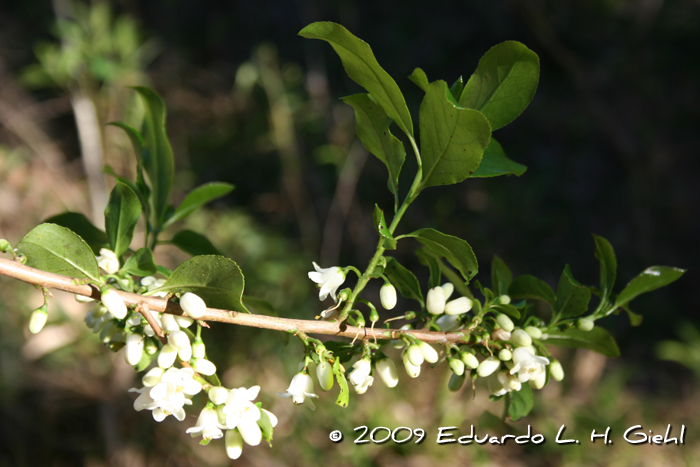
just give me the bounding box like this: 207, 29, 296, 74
0, 0, 697, 466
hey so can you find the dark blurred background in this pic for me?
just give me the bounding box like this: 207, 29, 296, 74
0, 1, 698, 466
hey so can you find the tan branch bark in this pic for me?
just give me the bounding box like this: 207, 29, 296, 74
0, 257, 469, 345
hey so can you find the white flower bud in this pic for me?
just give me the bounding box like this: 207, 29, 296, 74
191, 358, 217, 375
316, 360, 334, 391
225, 428, 243, 460
426, 287, 446, 315
140, 276, 157, 287
101, 289, 127, 319
160, 313, 180, 332
180, 292, 207, 319
498, 348, 512, 361
142, 367, 164, 387
406, 344, 424, 366
577, 318, 595, 331
99, 320, 118, 343
476, 357, 501, 377
178, 344, 192, 362
75, 294, 94, 303
444, 297, 472, 315
417, 341, 439, 364
174, 315, 194, 328
208, 386, 229, 405
167, 330, 190, 351
91, 304, 107, 319
511, 329, 533, 347
448, 373, 466, 392
441, 282, 455, 301
449, 358, 465, 376
28, 306, 48, 334
125, 334, 144, 366
495, 313, 514, 332
498, 294, 511, 305
192, 336, 206, 359
549, 360, 565, 381
461, 352, 479, 369
525, 326, 543, 339
85, 310, 97, 329
380, 283, 397, 310
532, 370, 547, 389
376, 358, 399, 388
402, 350, 421, 378
157, 344, 178, 368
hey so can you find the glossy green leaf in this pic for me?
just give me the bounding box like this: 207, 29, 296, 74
171, 230, 221, 257
104, 182, 141, 257
132, 87, 175, 227
555, 265, 591, 319
419, 80, 491, 189
122, 248, 157, 276
408, 67, 429, 92
507, 382, 533, 421
612, 266, 685, 311
384, 257, 424, 305
105, 122, 151, 214
342, 94, 406, 199
417, 248, 473, 298
103, 164, 150, 218
43, 212, 108, 254
491, 255, 512, 296
471, 138, 527, 178
460, 41, 539, 130
17, 223, 100, 281
593, 235, 617, 301
416, 247, 442, 289
299, 22, 413, 137
509, 275, 555, 304
546, 326, 620, 358
403, 228, 478, 282
491, 303, 520, 319
333, 359, 350, 408
151, 255, 246, 312
258, 409, 274, 446
243, 296, 276, 316
162, 182, 235, 229
449, 76, 465, 101
372, 204, 397, 250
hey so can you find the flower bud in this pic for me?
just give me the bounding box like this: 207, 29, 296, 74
448, 373, 466, 392
498, 348, 512, 361
577, 318, 595, 331
75, 294, 94, 303
167, 330, 191, 351
441, 282, 455, 301
498, 295, 511, 305
476, 357, 501, 377
160, 313, 180, 332
84, 310, 97, 329
524, 326, 542, 339
495, 314, 514, 332
28, 305, 48, 334
406, 344, 424, 366
316, 360, 334, 391
376, 358, 399, 388
426, 287, 446, 315
511, 329, 533, 347
225, 428, 243, 460
208, 386, 229, 405
192, 336, 206, 359
402, 350, 421, 378
101, 288, 127, 319
0, 239, 11, 253
491, 328, 511, 342
174, 315, 194, 328
108, 331, 126, 352
125, 334, 144, 366
532, 370, 547, 390
99, 320, 118, 343
158, 343, 178, 368
417, 341, 439, 364
178, 344, 192, 362
191, 358, 217, 375
449, 358, 465, 376
379, 283, 397, 310
142, 367, 164, 387
444, 297, 472, 315
461, 352, 479, 369
144, 337, 158, 355
180, 292, 207, 319
549, 360, 565, 381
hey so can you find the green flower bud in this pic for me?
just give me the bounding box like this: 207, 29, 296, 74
406, 344, 424, 366
460, 352, 479, 369
449, 358, 465, 376
192, 336, 206, 359
448, 372, 466, 392
498, 295, 511, 305
511, 329, 533, 347
404, 311, 416, 320
28, 305, 48, 334
577, 318, 595, 331
495, 313, 514, 332
498, 348, 512, 361
476, 357, 501, 377
417, 341, 439, 364
550, 360, 565, 381
0, 239, 11, 253
524, 326, 543, 339
316, 360, 334, 391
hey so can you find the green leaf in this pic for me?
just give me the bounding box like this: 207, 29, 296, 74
612, 266, 685, 311
372, 204, 397, 250
105, 123, 151, 212
416, 247, 441, 289
122, 248, 157, 276
16, 223, 100, 281
342, 94, 406, 200
242, 296, 276, 316
507, 383, 533, 421
157, 265, 171, 277
555, 265, 591, 319
491, 255, 512, 296
299, 22, 413, 137
103, 164, 150, 218
546, 326, 620, 358
491, 303, 520, 320
622, 305, 643, 327
162, 182, 235, 229
170, 230, 221, 256
104, 182, 141, 257
419, 80, 491, 189
131, 87, 175, 227
134, 347, 154, 372
258, 409, 274, 446
384, 257, 424, 305
43, 212, 108, 254
402, 228, 478, 283
333, 359, 350, 408
460, 41, 539, 131
408, 67, 429, 92
593, 235, 617, 301
509, 275, 555, 305
471, 138, 527, 178
151, 255, 246, 312
449, 76, 465, 101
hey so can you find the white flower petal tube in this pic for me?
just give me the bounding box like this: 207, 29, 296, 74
376, 358, 399, 388
101, 288, 127, 320
125, 334, 144, 366
277, 372, 319, 410
348, 359, 373, 394
316, 360, 334, 391
444, 297, 472, 315
426, 286, 446, 315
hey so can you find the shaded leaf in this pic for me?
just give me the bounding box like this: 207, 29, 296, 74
471, 138, 527, 178
171, 230, 221, 257
163, 182, 235, 229
593, 234, 617, 301
403, 228, 478, 282
555, 265, 591, 319
44, 212, 107, 254
372, 204, 397, 250
491, 303, 520, 319
105, 181, 141, 257
509, 275, 555, 305
491, 255, 512, 296
384, 257, 424, 305
416, 247, 441, 289
122, 248, 157, 276
546, 326, 620, 358
449, 76, 465, 101
507, 383, 533, 421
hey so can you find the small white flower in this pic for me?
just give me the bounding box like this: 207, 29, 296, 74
75, 294, 94, 303
101, 288, 127, 320
426, 286, 446, 315
316, 360, 334, 391
348, 359, 373, 394
192, 337, 206, 359
476, 357, 501, 377
486, 372, 507, 396
96, 248, 119, 274
509, 347, 550, 383
531, 370, 547, 389
180, 292, 207, 319
142, 367, 165, 387
222, 386, 262, 446
308, 262, 346, 301
461, 352, 479, 369
495, 313, 514, 332
525, 326, 543, 339
186, 406, 225, 441
497, 370, 522, 392
277, 372, 319, 410
402, 349, 421, 378
577, 317, 595, 331
379, 283, 397, 310
376, 358, 399, 388
125, 334, 144, 366
174, 315, 194, 328
444, 297, 472, 315
130, 367, 202, 422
